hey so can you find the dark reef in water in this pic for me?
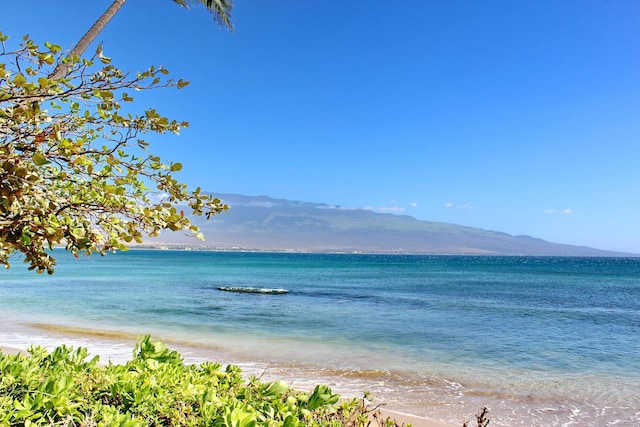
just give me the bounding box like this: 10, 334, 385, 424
217, 286, 289, 295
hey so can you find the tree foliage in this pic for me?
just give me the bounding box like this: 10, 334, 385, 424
0, 32, 227, 274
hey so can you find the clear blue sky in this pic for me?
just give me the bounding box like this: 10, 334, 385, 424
3, 1, 639, 253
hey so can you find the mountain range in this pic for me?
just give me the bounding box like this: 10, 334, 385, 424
152, 193, 632, 256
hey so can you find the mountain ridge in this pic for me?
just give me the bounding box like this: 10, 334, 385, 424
153, 193, 635, 257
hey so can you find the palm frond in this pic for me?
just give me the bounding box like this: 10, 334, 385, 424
171, 0, 234, 31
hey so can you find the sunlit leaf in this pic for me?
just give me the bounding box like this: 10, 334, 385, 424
32, 153, 50, 166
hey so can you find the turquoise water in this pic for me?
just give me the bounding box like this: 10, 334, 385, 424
1, 251, 639, 426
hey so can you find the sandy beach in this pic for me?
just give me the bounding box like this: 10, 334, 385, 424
0, 345, 21, 355
0, 342, 455, 427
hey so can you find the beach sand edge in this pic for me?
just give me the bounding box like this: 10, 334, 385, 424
1, 343, 455, 427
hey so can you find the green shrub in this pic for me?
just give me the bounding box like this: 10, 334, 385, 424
0, 335, 405, 426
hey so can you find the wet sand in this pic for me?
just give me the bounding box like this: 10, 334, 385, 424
381, 410, 455, 427
0, 345, 21, 355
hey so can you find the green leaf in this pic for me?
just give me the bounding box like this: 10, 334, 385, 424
170, 163, 182, 172
262, 381, 289, 397
283, 415, 299, 427
21, 233, 32, 245
13, 74, 26, 86
32, 153, 50, 166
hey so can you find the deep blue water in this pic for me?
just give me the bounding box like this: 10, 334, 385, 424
1, 251, 639, 426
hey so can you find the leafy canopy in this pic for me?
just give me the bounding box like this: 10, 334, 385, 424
0, 33, 227, 274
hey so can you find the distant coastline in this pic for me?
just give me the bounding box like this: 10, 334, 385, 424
127, 243, 639, 257
143, 193, 637, 257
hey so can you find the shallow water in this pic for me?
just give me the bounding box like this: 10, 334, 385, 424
1, 251, 639, 426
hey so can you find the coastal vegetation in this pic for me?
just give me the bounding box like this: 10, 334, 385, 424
2, 0, 234, 273
0, 336, 407, 426
0, 33, 227, 274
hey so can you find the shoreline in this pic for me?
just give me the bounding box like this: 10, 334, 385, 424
3, 314, 639, 426
4, 251, 637, 427
0, 342, 455, 427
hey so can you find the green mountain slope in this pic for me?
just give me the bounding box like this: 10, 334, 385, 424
154, 193, 632, 256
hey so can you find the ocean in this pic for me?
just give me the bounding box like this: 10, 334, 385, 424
0, 250, 638, 426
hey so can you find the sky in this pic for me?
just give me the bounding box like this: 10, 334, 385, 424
2, 1, 639, 253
